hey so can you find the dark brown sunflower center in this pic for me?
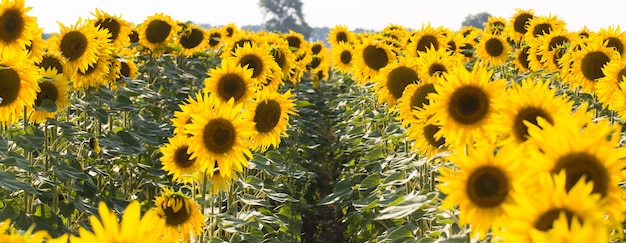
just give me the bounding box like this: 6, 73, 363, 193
552, 152, 609, 197
548, 36, 569, 51
128, 30, 139, 43
534, 208, 578, 231
617, 68, 626, 90
466, 166, 509, 207
460, 43, 474, 58
0, 8, 24, 43
95, 18, 121, 41
581, 51, 610, 81
271, 49, 286, 69
203, 118, 236, 154
60, 31, 88, 61
208, 32, 221, 47
387, 67, 418, 99
532, 23, 552, 37
448, 85, 489, 125
0, 67, 20, 107
416, 35, 439, 53
145, 19, 171, 44
78, 61, 98, 76
513, 13, 533, 34
428, 63, 447, 77
286, 36, 301, 51
362, 45, 389, 70
552, 48, 566, 67
161, 197, 191, 225
311, 44, 322, 55
225, 27, 234, 37
254, 100, 281, 133
411, 83, 436, 110
336, 32, 348, 43
217, 73, 247, 102
309, 56, 321, 70
518, 47, 530, 70
447, 41, 457, 54
239, 54, 264, 78
423, 124, 445, 148
119, 61, 131, 77
174, 145, 195, 168
605, 37, 624, 55
513, 107, 553, 142
37, 56, 64, 74
34, 82, 59, 107
179, 28, 204, 49
340, 50, 352, 64
485, 38, 504, 57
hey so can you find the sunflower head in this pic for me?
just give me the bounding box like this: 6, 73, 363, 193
176, 23, 207, 57
138, 13, 180, 52
28, 68, 70, 123
506, 8, 535, 42
0, 53, 40, 125
155, 188, 204, 242
90, 8, 131, 49
0, 0, 38, 56
373, 56, 420, 106
352, 34, 397, 83
203, 58, 256, 106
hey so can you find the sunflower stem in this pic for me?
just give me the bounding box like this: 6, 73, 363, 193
200, 169, 209, 242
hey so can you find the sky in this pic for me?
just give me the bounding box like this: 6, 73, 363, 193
27, 0, 626, 34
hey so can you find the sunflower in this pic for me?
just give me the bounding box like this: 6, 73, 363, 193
71, 51, 112, 89
443, 28, 465, 58
264, 33, 294, 88
536, 30, 575, 72
397, 82, 437, 126
426, 63, 506, 150
485, 16, 507, 35
155, 188, 204, 242
89, 8, 131, 50
197, 169, 233, 195
283, 30, 308, 57
523, 14, 566, 43
138, 13, 179, 52
330, 41, 355, 74
570, 36, 621, 93
438, 144, 526, 240
232, 42, 280, 89
36, 50, 67, 75
597, 58, 626, 110
47, 18, 109, 74
475, 32, 512, 66
416, 47, 459, 83
501, 172, 609, 243
171, 91, 208, 136
328, 24, 355, 47
372, 56, 420, 107
221, 22, 240, 39
493, 78, 576, 147
406, 24, 446, 58
203, 58, 256, 106
598, 25, 626, 59
185, 96, 255, 178
175, 23, 208, 57
160, 134, 202, 184
0, 53, 39, 125
512, 45, 532, 73
28, 69, 70, 124
526, 37, 547, 72
0, 0, 37, 57
205, 27, 224, 51
109, 54, 138, 89
526, 115, 626, 226
71, 200, 168, 243
352, 34, 397, 84
506, 8, 535, 43
25, 27, 44, 63
247, 89, 297, 152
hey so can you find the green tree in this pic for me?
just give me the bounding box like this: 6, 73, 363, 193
259, 0, 313, 40
461, 12, 491, 29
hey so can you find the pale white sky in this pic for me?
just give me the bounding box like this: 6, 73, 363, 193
27, 0, 626, 34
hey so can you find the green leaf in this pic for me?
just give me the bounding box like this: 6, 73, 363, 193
0, 171, 39, 195
359, 173, 380, 190
375, 192, 437, 220
35, 99, 57, 112
240, 194, 272, 207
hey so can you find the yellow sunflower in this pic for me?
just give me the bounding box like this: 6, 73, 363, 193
372, 56, 420, 107
438, 144, 526, 240
442, 28, 465, 58
185, 96, 255, 178
71, 51, 112, 89
28, 69, 70, 124
505, 8, 535, 43
526, 115, 626, 227
160, 134, 201, 184
0, 53, 39, 125
36, 50, 67, 75
221, 22, 240, 40
197, 169, 233, 195
405, 24, 446, 58
176, 22, 208, 57
570, 36, 621, 93
231, 42, 280, 88
536, 30, 575, 72
598, 25, 626, 59
47, 18, 109, 74
25, 27, 45, 63
426, 63, 506, 150
475, 32, 512, 66
416, 47, 459, 83
352, 34, 397, 84
203, 58, 256, 106
501, 172, 609, 243
397, 82, 437, 127
283, 30, 308, 57
523, 14, 567, 43
71, 200, 169, 243
327, 24, 355, 47
108, 54, 138, 89
493, 78, 576, 147
264, 33, 294, 89
205, 27, 224, 51
89, 8, 131, 50
249, 89, 297, 152
597, 58, 626, 110
0, 0, 37, 57
154, 187, 204, 242
171, 91, 208, 136
485, 16, 507, 35
512, 45, 532, 73
138, 13, 179, 52
330, 41, 355, 74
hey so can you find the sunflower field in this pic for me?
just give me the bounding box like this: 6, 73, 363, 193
1, 0, 626, 242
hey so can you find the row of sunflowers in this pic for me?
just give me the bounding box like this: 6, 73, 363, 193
0, 0, 625, 241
